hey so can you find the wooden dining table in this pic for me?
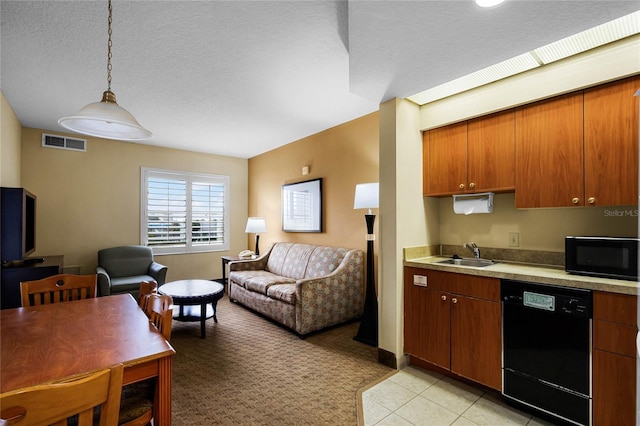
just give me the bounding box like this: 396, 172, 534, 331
0, 293, 175, 426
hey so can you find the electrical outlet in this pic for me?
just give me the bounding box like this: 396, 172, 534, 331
509, 232, 520, 247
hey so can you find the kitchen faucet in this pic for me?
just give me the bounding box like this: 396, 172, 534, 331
463, 242, 480, 259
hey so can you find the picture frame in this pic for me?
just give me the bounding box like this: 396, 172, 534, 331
281, 178, 323, 232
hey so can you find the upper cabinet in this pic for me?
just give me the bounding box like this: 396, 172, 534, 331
584, 75, 639, 207
515, 92, 584, 208
423, 122, 467, 195
423, 75, 640, 207
468, 110, 516, 193
423, 110, 515, 196
515, 76, 639, 208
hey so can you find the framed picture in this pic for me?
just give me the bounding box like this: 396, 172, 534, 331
282, 178, 323, 232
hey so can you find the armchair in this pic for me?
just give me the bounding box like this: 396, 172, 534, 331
96, 245, 167, 297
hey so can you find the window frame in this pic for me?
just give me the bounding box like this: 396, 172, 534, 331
140, 167, 230, 255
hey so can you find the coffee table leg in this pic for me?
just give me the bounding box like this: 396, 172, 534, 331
199, 302, 206, 338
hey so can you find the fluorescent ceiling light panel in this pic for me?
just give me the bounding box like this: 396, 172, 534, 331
407, 53, 539, 105
534, 11, 640, 64
407, 11, 640, 106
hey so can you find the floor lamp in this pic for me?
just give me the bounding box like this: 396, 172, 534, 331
245, 217, 267, 256
353, 182, 379, 347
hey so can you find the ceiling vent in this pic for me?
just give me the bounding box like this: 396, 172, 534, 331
42, 133, 86, 152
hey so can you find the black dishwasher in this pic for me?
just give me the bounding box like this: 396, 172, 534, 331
502, 280, 592, 426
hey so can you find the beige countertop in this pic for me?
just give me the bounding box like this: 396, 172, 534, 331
404, 255, 639, 296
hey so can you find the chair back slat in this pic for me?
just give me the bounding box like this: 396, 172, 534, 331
21, 274, 97, 308
137, 281, 158, 312
0, 364, 123, 426
145, 294, 173, 341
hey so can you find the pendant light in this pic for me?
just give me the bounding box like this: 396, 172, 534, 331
58, 0, 151, 141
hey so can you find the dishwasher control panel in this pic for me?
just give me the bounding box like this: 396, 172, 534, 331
501, 279, 592, 318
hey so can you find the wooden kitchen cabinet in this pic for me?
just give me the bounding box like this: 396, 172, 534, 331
515, 91, 584, 208
423, 122, 468, 195
592, 291, 637, 426
403, 267, 502, 390
423, 110, 515, 196
516, 76, 639, 208
584, 75, 640, 207
467, 110, 516, 193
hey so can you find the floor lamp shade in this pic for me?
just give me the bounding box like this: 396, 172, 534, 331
245, 217, 267, 256
353, 183, 379, 347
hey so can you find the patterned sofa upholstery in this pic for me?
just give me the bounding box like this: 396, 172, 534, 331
228, 242, 364, 336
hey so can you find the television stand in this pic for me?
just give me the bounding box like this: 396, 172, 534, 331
1, 255, 63, 309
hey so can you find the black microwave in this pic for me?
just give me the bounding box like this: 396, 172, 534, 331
565, 236, 639, 281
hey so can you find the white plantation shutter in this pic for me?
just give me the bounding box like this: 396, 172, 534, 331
142, 168, 229, 254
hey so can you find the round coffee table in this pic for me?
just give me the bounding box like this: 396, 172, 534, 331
158, 279, 224, 338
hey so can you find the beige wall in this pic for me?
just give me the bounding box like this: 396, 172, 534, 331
1, 91, 22, 187
440, 193, 637, 252
247, 112, 379, 257
20, 127, 248, 280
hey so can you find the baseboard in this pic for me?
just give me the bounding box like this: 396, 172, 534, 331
377, 347, 397, 369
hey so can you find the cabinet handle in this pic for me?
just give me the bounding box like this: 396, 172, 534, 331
572, 198, 580, 204
459, 183, 465, 190
469, 182, 475, 189
441, 295, 447, 301
588, 197, 595, 204
452, 298, 458, 304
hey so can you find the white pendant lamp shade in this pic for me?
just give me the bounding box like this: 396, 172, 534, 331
58, 90, 152, 141
58, 0, 151, 141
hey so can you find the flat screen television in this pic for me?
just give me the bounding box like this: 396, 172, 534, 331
1, 187, 36, 262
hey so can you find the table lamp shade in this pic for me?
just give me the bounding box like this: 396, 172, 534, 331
354, 183, 379, 210
245, 217, 267, 234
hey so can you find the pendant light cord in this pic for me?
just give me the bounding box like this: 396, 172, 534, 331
107, 0, 113, 92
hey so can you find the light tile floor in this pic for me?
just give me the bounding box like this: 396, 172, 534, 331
361, 366, 557, 426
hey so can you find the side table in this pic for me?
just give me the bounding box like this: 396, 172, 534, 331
221, 255, 241, 292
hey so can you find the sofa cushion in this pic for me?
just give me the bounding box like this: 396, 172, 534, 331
280, 244, 316, 279
233, 270, 296, 295
304, 246, 348, 279
266, 284, 296, 305
265, 243, 293, 276
110, 275, 156, 294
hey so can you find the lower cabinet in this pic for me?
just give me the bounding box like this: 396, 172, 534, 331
404, 267, 501, 390
592, 291, 638, 426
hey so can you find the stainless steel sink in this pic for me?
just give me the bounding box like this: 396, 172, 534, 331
436, 258, 498, 268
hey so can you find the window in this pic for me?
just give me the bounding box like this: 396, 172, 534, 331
141, 168, 229, 254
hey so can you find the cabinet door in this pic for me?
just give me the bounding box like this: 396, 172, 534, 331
515, 92, 584, 208
584, 75, 640, 207
450, 294, 502, 390
592, 291, 637, 425
403, 268, 450, 369
593, 349, 636, 426
467, 110, 515, 193
424, 122, 467, 195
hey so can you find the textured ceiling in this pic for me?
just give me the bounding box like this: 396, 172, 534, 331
1, 1, 638, 158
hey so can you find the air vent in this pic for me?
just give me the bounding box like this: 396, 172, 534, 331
42, 133, 86, 152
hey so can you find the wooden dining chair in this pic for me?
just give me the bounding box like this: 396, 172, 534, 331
137, 280, 158, 313
0, 364, 123, 426
118, 293, 173, 426
20, 274, 97, 307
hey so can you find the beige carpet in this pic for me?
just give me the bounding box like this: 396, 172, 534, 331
169, 296, 393, 425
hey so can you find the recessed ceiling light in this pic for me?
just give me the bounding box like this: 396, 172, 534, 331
476, 0, 506, 8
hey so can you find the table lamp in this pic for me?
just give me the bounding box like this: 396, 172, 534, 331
353, 182, 379, 346
245, 217, 267, 256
